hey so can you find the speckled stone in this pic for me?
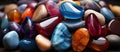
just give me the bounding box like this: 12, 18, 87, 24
51, 23, 72, 51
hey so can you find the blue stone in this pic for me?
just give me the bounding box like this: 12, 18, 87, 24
3, 31, 19, 49
100, 7, 115, 22
0, 14, 8, 30
51, 23, 72, 51
59, 2, 84, 19
19, 38, 37, 51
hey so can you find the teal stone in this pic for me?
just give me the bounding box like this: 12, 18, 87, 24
3, 31, 19, 49
100, 7, 115, 22
59, 2, 84, 19
19, 38, 37, 51
51, 23, 72, 51
1, 14, 8, 30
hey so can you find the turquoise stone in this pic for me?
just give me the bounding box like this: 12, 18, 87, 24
19, 38, 37, 51
0, 14, 8, 30
100, 7, 115, 22
59, 2, 84, 19
51, 23, 72, 51
3, 31, 19, 49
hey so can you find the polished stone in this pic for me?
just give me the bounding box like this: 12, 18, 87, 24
35, 34, 51, 51
100, 7, 115, 22
3, 31, 19, 49
109, 4, 120, 17
18, 4, 27, 13
84, 1, 101, 12
32, 4, 48, 22
46, 0, 60, 17
85, 13, 102, 39
22, 7, 34, 19
108, 19, 120, 35
7, 9, 21, 23
72, 28, 90, 52
63, 19, 85, 32
51, 23, 72, 51
59, 2, 84, 19
84, 9, 105, 25
19, 38, 37, 51
106, 34, 120, 50
21, 16, 36, 38
0, 15, 9, 30
4, 4, 18, 13
88, 37, 109, 51
35, 16, 63, 37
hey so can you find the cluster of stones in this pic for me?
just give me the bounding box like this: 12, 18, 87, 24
0, 0, 120, 52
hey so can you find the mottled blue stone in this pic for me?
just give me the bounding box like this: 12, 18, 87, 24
59, 2, 84, 19
19, 38, 37, 51
18, 4, 27, 13
0, 14, 8, 30
100, 7, 115, 22
3, 31, 19, 49
51, 23, 72, 51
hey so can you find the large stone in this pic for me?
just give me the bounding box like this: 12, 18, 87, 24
3, 31, 19, 49
59, 2, 84, 19
32, 4, 48, 22
72, 28, 90, 52
51, 23, 72, 51
4, 4, 18, 13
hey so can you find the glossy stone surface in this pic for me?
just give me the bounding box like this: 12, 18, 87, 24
19, 38, 37, 51
85, 13, 102, 39
88, 37, 109, 51
100, 7, 115, 22
22, 7, 34, 19
32, 4, 48, 22
7, 9, 21, 23
35, 34, 51, 51
59, 2, 84, 19
21, 16, 35, 38
84, 9, 105, 25
72, 28, 90, 52
8, 22, 25, 38
108, 19, 120, 35
4, 4, 18, 13
3, 31, 19, 49
109, 4, 120, 17
0, 15, 9, 30
46, 0, 60, 17
51, 23, 72, 51
84, 1, 101, 12
36, 16, 63, 37
63, 19, 85, 32
106, 34, 120, 50
18, 4, 27, 13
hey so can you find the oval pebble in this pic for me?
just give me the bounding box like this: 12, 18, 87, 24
35, 34, 51, 51
3, 31, 19, 49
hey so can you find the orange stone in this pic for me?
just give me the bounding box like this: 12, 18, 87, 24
7, 9, 21, 23
72, 28, 90, 52
21, 7, 33, 19
88, 37, 109, 52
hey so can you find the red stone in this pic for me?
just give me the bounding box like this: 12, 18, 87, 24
85, 13, 102, 39
46, 0, 60, 17
22, 7, 34, 19
35, 16, 63, 37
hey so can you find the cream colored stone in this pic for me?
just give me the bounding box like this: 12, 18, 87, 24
35, 34, 51, 51
32, 4, 48, 22
84, 9, 105, 25
4, 4, 18, 13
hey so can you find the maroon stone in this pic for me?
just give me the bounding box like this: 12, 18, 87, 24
85, 13, 102, 39
35, 16, 63, 37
